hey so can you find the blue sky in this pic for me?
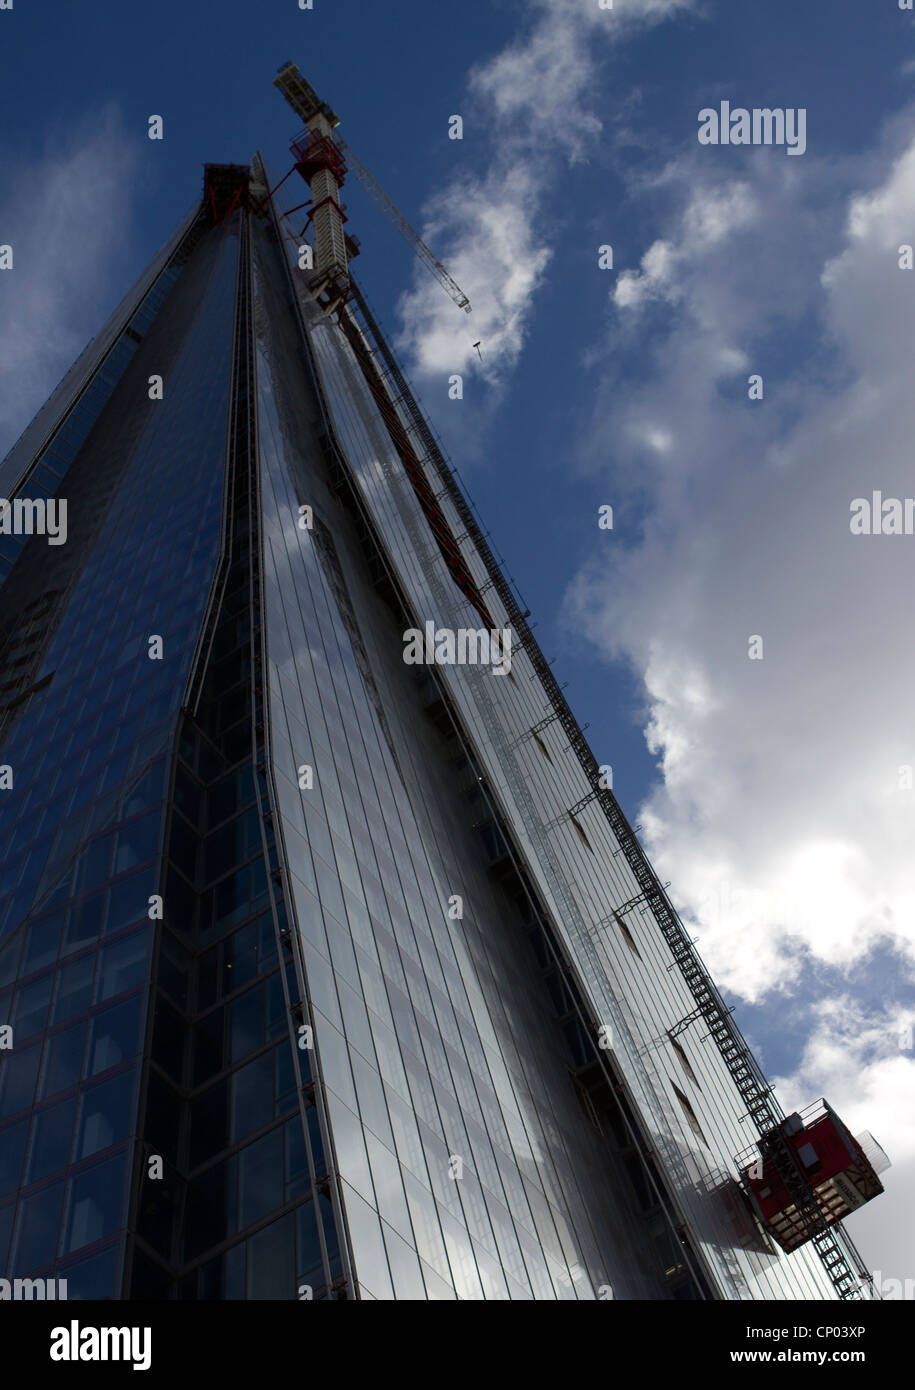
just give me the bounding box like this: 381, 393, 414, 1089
2, 0, 914, 1286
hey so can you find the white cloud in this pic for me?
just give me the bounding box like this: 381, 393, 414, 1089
395, 166, 551, 382
396, 0, 699, 388
614, 237, 679, 308
561, 123, 915, 1282
567, 124, 915, 1010
0, 109, 137, 458
682, 180, 758, 250
614, 184, 758, 310
773, 999, 915, 1288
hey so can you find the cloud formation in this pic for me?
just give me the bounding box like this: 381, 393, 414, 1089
774, 997, 915, 1283
570, 131, 915, 1005
396, 0, 698, 387
564, 114, 915, 1280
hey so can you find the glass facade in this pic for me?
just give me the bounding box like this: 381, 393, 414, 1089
0, 213, 236, 1297
0, 162, 874, 1299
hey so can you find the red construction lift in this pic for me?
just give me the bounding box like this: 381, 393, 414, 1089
738, 1100, 889, 1254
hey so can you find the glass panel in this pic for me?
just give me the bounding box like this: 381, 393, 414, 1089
11, 1180, 65, 1270
76, 1070, 135, 1159
0, 1118, 28, 1198
106, 870, 154, 937
0, 1040, 42, 1118
52, 955, 94, 1023
382, 1221, 427, 1300
96, 929, 150, 1002
58, 1242, 118, 1299
23, 914, 64, 974
246, 1211, 295, 1299
63, 893, 104, 953
64, 1154, 126, 1255
190, 1079, 228, 1170
0, 1199, 13, 1266
229, 984, 264, 1063
232, 1050, 275, 1141
238, 1127, 283, 1229
39, 1021, 86, 1100
295, 1199, 323, 1285
86, 996, 142, 1077
339, 1182, 393, 1300
200, 1241, 245, 1299
284, 1114, 310, 1201
26, 1094, 76, 1182
185, 1156, 237, 1261
114, 813, 159, 875
12, 973, 54, 1040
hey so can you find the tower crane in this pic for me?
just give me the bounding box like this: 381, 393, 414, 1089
273, 62, 471, 313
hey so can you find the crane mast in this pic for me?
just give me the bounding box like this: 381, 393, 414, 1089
273, 62, 471, 312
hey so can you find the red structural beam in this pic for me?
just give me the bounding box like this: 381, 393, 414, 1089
336, 307, 495, 629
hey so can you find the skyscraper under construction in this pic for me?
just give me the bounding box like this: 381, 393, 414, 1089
0, 65, 887, 1301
